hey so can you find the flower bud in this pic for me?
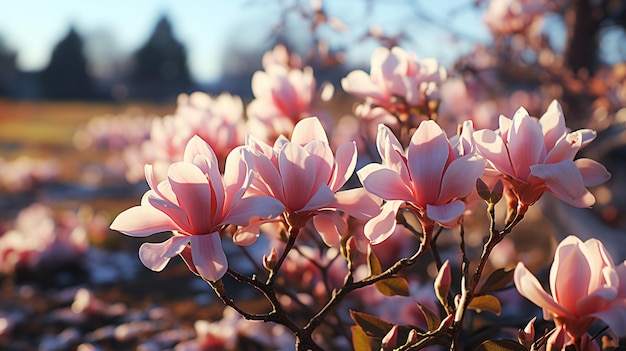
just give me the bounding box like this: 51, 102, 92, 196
476, 178, 491, 202
381, 325, 399, 351
434, 260, 451, 308
517, 317, 535, 348
263, 248, 279, 271
490, 179, 504, 204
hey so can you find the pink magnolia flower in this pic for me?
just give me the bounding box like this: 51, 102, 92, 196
123, 92, 246, 183
111, 136, 284, 281
515, 235, 626, 341
473, 100, 611, 214
245, 117, 380, 246
358, 120, 485, 244
341, 46, 446, 112
483, 0, 551, 36
247, 64, 332, 142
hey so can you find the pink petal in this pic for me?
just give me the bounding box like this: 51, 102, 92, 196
576, 286, 617, 317
550, 236, 591, 313
407, 120, 451, 205
329, 141, 357, 192
138, 236, 190, 272
232, 217, 279, 246
279, 143, 316, 210
183, 135, 218, 167
361, 168, 414, 202
498, 115, 512, 142
304, 140, 334, 188
437, 155, 485, 204
291, 117, 328, 145
514, 262, 572, 319
473, 129, 515, 176
341, 70, 386, 102
312, 211, 346, 247
222, 147, 249, 211
507, 108, 546, 180
300, 184, 335, 212
334, 187, 382, 219
168, 162, 216, 234
363, 200, 403, 245
190, 233, 228, 281
376, 124, 410, 182
544, 132, 582, 164
247, 149, 284, 200
575, 158, 611, 187
147, 194, 191, 232
530, 160, 588, 205
110, 204, 177, 237
539, 100, 566, 151
589, 300, 626, 337
251, 70, 272, 99
426, 201, 465, 228
224, 196, 284, 226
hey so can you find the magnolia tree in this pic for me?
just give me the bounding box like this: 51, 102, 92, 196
107, 41, 621, 351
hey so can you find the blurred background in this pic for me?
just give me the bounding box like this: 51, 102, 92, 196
0, 0, 625, 350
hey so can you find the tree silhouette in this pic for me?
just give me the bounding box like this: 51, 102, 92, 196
128, 15, 193, 100
40, 26, 94, 100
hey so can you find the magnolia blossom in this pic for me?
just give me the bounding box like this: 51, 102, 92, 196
515, 235, 626, 341
483, 0, 551, 36
124, 92, 246, 182
473, 100, 611, 214
358, 120, 485, 244
111, 136, 284, 281
244, 117, 380, 246
342, 46, 446, 112
247, 64, 332, 142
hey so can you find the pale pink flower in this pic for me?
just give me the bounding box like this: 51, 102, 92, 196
473, 100, 611, 214
247, 64, 332, 142
515, 235, 626, 341
261, 44, 303, 70
358, 120, 485, 244
123, 92, 246, 183
483, 0, 551, 36
111, 136, 284, 281
341, 46, 446, 112
245, 117, 380, 246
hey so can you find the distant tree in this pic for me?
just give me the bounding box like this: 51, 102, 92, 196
0, 34, 18, 97
128, 15, 194, 100
40, 26, 95, 100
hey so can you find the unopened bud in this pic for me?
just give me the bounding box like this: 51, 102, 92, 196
490, 179, 504, 204
476, 178, 491, 201
437, 314, 454, 331
434, 260, 451, 308
517, 317, 535, 348
381, 325, 399, 351
263, 248, 279, 271
406, 329, 420, 344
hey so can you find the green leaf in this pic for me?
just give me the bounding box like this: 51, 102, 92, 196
367, 245, 382, 275
479, 268, 514, 294
350, 310, 394, 338
351, 326, 377, 351
474, 339, 527, 351
416, 303, 441, 332
467, 295, 502, 316
375, 276, 411, 296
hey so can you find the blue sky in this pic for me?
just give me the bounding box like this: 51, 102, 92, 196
0, 0, 490, 82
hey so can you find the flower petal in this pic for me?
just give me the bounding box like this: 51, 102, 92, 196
190, 233, 228, 281
110, 203, 177, 237
437, 155, 485, 204
507, 108, 546, 180
514, 262, 572, 320
300, 184, 335, 212
341, 70, 386, 102
539, 100, 566, 151
291, 116, 329, 145
361, 168, 414, 202
279, 143, 316, 210
530, 160, 589, 206
473, 129, 515, 176
407, 120, 451, 204
426, 201, 465, 228
550, 236, 591, 313
363, 200, 403, 245
168, 162, 215, 234
139, 236, 190, 272
313, 211, 346, 247
334, 187, 382, 219
329, 141, 357, 192
575, 158, 611, 187
224, 196, 284, 226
